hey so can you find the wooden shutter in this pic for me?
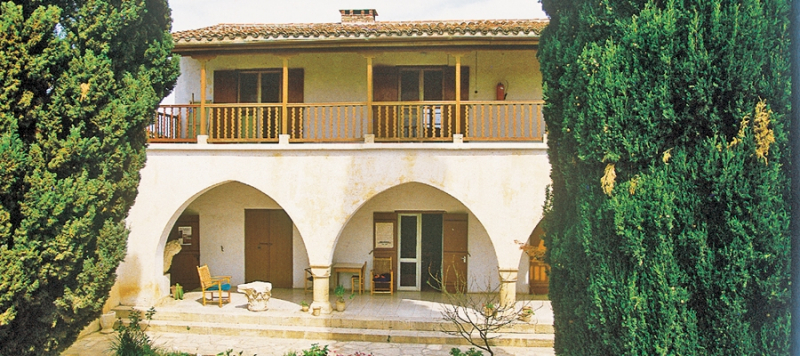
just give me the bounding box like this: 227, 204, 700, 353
373, 66, 398, 101
442, 213, 468, 293
288, 68, 304, 103
372, 66, 398, 138
287, 68, 304, 138
211, 71, 238, 139
373, 212, 398, 283
213, 70, 238, 103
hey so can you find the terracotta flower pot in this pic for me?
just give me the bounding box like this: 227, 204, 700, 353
483, 307, 496, 318
519, 306, 534, 322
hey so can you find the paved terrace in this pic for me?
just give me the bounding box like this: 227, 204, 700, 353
65, 289, 555, 356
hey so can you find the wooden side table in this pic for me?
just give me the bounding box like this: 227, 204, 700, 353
332, 262, 363, 293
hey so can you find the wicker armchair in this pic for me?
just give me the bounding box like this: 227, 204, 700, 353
196, 265, 231, 307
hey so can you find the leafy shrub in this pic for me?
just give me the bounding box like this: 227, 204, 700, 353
450, 347, 484, 356
539, 0, 791, 354
0, 1, 179, 353
284, 344, 373, 356
110, 308, 191, 356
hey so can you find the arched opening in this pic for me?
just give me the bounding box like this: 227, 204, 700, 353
523, 220, 549, 296
162, 181, 310, 291
333, 182, 498, 294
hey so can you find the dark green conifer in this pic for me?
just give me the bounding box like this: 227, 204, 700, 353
0, 1, 178, 354
538, 0, 791, 354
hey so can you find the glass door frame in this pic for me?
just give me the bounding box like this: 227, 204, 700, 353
398, 67, 444, 138
397, 213, 423, 291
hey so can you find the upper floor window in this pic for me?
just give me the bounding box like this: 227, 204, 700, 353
213, 69, 304, 104
400, 68, 444, 101
239, 71, 281, 103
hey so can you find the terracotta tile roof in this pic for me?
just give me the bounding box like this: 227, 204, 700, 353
172, 19, 548, 44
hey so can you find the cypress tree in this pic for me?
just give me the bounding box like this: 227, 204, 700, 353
0, 1, 178, 354
538, 0, 791, 354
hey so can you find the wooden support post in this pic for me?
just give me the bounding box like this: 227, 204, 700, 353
199, 58, 208, 136
281, 57, 289, 136
366, 56, 374, 135
455, 54, 462, 135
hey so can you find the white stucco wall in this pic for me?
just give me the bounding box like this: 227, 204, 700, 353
117, 142, 549, 305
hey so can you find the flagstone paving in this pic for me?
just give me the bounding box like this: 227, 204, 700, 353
63, 289, 554, 355
63, 331, 556, 356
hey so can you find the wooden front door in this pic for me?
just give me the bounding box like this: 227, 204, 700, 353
168, 215, 200, 291
442, 213, 468, 293
245, 209, 293, 287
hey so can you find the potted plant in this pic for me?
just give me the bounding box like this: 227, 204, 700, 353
300, 300, 309, 312
334, 285, 347, 312
519, 306, 534, 322
483, 302, 496, 318
170, 283, 184, 300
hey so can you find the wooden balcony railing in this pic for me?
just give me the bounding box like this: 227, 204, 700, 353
148, 100, 544, 143
148, 104, 201, 143
291, 103, 369, 143
466, 101, 545, 141
373, 102, 461, 141
206, 104, 283, 142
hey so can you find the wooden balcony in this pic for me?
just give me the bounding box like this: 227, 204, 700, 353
147, 101, 544, 144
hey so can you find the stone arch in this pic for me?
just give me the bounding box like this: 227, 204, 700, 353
154, 180, 311, 289
332, 181, 500, 292
333, 181, 496, 258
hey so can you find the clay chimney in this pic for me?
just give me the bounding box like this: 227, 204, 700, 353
340, 9, 378, 23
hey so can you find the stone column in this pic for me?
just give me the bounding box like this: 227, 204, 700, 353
498, 269, 518, 310
310, 265, 332, 313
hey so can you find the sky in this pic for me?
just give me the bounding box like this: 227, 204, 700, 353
167, 0, 548, 32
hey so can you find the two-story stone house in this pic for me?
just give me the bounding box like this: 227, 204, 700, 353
115, 9, 551, 313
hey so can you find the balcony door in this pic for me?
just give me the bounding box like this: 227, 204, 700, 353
212, 69, 304, 139
400, 69, 443, 138
373, 66, 468, 139
239, 71, 281, 104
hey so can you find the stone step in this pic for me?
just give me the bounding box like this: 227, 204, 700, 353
142, 319, 555, 348
114, 306, 553, 335
111, 292, 555, 348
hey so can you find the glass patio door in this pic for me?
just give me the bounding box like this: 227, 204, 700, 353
398, 214, 422, 290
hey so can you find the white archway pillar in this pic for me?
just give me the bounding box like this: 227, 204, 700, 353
498, 268, 518, 309
310, 265, 332, 313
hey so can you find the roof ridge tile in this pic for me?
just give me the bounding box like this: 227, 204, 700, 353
173, 18, 548, 44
